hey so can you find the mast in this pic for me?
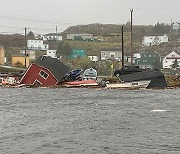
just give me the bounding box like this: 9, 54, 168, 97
121, 25, 124, 82
130, 9, 133, 65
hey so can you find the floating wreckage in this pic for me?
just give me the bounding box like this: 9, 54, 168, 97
20, 56, 69, 87
110, 65, 167, 89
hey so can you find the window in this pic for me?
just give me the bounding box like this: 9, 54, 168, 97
39, 70, 49, 79
110, 52, 115, 58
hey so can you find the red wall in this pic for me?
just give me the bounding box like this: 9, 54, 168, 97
20, 64, 58, 86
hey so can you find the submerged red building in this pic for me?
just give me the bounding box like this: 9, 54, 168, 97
20, 56, 69, 86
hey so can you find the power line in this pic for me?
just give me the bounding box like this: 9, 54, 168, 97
0, 15, 73, 25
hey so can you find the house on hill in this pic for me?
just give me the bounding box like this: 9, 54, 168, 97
11, 54, 30, 67
20, 56, 69, 86
68, 49, 86, 59
21, 40, 50, 61
142, 34, 168, 47
47, 50, 57, 58
27, 40, 49, 50
163, 51, 180, 69
43, 33, 62, 41
171, 22, 180, 34
66, 34, 93, 41
88, 56, 99, 62
100, 48, 122, 61
134, 51, 161, 69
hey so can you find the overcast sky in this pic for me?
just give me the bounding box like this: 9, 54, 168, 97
0, 0, 180, 34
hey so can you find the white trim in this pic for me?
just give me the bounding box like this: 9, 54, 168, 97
20, 63, 33, 83
38, 69, 49, 80
33, 79, 42, 85
20, 63, 59, 85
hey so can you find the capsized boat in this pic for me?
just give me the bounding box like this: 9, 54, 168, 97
106, 80, 151, 89
62, 69, 82, 82
63, 67, 99, 88
82, 67, 97, 80
114, 65, 167, 88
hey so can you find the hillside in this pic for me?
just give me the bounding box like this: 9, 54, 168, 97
0, 23, 180, 61
63, 23, 155, 36
63, 23, 180, 56
0, 34, 25, 48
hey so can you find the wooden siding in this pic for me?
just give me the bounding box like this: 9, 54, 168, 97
20, 64, 58, 86
12, 56, 30, 67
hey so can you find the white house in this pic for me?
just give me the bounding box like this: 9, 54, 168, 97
163, 51, 180, 69
88, 56, 99, 62
142, 34, 168, 47
133, 53, 141, 63
66, 34, 93, 40
20, 49, 46, 60
27, 40, 49, 50
171, 22, 180, 34
47, 50, 57, 58
43, 33, 62, 41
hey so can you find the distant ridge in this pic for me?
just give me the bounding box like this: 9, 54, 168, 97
63, 23, 124, 35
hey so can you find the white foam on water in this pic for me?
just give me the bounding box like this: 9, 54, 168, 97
150, 109, 167, 112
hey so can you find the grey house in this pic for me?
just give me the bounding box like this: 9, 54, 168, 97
100, 48, 122, 61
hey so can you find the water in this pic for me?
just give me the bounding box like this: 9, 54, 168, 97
0, 87, 180, 154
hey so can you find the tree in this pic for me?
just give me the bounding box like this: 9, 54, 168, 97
27, 31, 35, 39
63, 42, 72, 57
57, 41, 72, 58
70, 57, 95, 70
153, 23, 165, 35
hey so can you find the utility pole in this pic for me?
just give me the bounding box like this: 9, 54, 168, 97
170, 18, 173, 33
56, 26, 58, 41
24, 27, 27, 67
122, 25, 124, 68
56, 26, 58, 34
130, 9, 133, 65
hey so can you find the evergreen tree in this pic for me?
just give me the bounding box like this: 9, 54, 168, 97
153, 23, 165, 35
27, 31, 35, 39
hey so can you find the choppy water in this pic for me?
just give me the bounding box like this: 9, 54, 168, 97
0, 87, 180, 154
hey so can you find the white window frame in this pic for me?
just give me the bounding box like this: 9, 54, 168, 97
39, 69, 49, 80
33, 79, 42, 85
